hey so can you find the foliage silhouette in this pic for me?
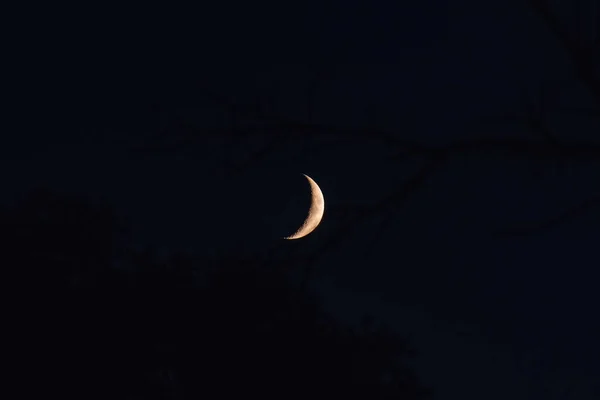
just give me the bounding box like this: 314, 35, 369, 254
3, 189, 432, 399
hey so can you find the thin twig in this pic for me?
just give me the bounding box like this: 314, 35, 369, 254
494, 193, 600, 236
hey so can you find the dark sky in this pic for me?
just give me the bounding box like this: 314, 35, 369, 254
4, 1, 600, 398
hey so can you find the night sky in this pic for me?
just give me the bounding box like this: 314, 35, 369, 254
4, 1, 600, 398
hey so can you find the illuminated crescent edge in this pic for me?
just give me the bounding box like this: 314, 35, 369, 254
283, 174, 325, 239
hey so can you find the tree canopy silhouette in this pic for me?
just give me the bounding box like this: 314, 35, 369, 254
3, 189, 432, 399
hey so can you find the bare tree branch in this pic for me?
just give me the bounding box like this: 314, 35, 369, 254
296, 154, 446, 287
127, 47, 600, 242
528, 0, 600, 104
222, 135, 288, 177
389, 137, 600, 161
132, 113, 600, 164
555, 106, 600, 118
494, 193, 600, 237
128, 81, 600, 168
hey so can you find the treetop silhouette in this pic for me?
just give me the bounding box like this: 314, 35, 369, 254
3, 189, 432, 399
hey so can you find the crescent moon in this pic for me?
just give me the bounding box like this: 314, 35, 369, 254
283, 174, 325, 240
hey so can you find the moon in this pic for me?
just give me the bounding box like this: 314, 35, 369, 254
283, 174, 325, 240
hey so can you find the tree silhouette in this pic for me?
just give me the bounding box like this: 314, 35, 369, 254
3, 189, 432, 399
